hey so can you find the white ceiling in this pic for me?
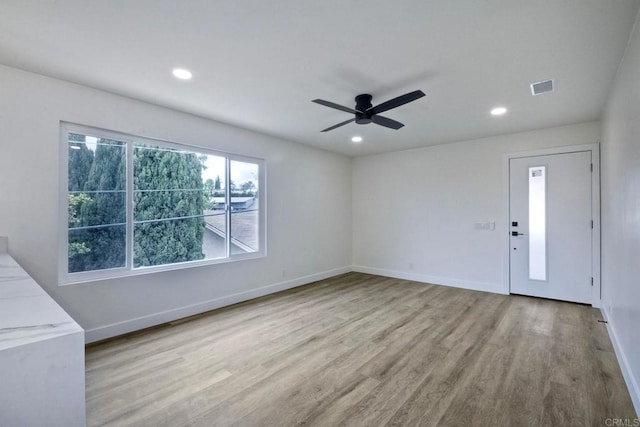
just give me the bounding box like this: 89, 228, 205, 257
1, 0, 638, 156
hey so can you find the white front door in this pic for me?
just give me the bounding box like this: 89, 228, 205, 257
509, 151, 592, 304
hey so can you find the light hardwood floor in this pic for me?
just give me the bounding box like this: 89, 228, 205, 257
85, 273, 636, 426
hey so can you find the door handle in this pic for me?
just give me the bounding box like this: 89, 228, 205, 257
511, 231, 526, 236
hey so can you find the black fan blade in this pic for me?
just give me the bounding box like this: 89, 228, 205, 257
369, 90, 425, 115
371, 114, 404, 130
312, 99, 359, 114
321, 118, 355, 132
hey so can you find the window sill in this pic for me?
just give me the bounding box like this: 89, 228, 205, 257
58, 252, 266, 286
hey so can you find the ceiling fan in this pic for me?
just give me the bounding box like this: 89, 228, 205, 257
312, 90, 425, 132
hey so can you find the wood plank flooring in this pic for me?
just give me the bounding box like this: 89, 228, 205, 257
85, 273, 636, 426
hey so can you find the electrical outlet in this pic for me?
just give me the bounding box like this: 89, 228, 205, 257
408, 262, 414, 270
281, 269, 286, 278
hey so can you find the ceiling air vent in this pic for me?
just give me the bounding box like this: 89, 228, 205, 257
530, 79, 554, 96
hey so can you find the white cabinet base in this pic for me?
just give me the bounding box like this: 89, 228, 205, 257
0, 247, 86, 426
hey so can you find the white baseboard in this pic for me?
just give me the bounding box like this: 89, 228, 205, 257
84, 266, 351, 343
352, 265, 507, 295
601, 308, 640, 416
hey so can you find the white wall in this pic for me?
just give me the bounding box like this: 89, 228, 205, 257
601, 9, 640, 413
352, 122, 600, 294
0, 65, 352, 342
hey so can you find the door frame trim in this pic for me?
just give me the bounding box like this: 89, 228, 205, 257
501, 143, 601, 307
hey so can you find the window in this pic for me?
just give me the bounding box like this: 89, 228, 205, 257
59, 123, 265, 284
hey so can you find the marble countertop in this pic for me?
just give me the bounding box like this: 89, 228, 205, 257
0, 252, 83, 352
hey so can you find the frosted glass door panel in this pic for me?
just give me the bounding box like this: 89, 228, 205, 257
528, 167, 547, 281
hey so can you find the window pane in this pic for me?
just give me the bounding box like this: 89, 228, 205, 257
67, 133, 126, 273
203, 210, 227, 259
67, 191, 125, 228
203, 155, 227, 260
68, 226, 126, 273
230, 160, 259, 254
134, 218, 204, 267
133, 144, 227, 267
529, 166, 546, 281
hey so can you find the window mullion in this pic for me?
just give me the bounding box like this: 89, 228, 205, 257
225, 156, 231, 258
126, 141, 134, 270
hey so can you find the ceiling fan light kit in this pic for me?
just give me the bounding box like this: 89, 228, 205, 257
312, 90, 425, 132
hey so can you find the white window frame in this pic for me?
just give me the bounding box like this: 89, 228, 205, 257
58, 122, 266, 285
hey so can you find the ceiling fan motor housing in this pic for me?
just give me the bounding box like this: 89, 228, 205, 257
355, 94, 373, 124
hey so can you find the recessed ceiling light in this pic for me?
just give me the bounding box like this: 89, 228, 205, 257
172, 68, 192, 80
491, 107, 507, 116
351, 136, 363, 143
